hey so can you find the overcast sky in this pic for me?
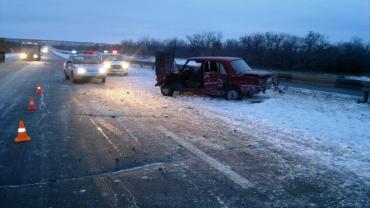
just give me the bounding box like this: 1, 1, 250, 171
0, 0, 369, 43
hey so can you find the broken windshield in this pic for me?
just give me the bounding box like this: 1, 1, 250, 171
230, 59, 253, 75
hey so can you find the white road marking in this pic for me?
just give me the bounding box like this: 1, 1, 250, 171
116, 182, 138, 208
90, 118, 125, 158
215, 196, 229, 208
116, 119, 140, 143
158, 126, 253, 189
0, 99, 17, 119
39, 93, 50, 113
0, 162, 165, 189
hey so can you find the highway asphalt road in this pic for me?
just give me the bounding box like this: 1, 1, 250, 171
0, 52, 369, 208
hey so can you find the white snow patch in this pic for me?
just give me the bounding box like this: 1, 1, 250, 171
123, 55, 187, 65
125, 66, 370, 181
345, 76, 370, 82
4, 53, 20, 61
50, 49, 70, 59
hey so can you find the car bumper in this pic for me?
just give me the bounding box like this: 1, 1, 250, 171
108, 71, 128, 75
239, 81, 276, 95
22, 55, 40, 61
240, 85, 263, 95
108, 66, 128, 75
74, 72, 107, 79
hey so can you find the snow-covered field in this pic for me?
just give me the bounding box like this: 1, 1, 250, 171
346, 75, 370, 82
125, 66, 370, 181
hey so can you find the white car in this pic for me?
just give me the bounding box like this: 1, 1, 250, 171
101, 53, 129, 76
64, 54, 107, 83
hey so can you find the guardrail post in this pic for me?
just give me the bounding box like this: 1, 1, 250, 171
0, 51, 4, 63
363, 91, 369, 103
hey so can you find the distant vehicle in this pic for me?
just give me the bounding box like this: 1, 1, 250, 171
0, 51, 4, 63
19, 42, 41, 61
101, 53, 129, 76
64, 54, 107, 83
155, 56, 275, 100
0, 38, 6, 63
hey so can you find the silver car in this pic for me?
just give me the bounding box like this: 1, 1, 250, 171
64, 54, 107, 83
101, 54, 129, 76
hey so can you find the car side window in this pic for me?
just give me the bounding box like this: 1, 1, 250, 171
218, 62, 227, 75
209, 61, 218, 72
183, 60, 201, 71
202, 61, 210, 72
203, 61, 217, 73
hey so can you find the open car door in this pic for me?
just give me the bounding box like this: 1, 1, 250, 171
155, 52, 175, 86
203, 61, 226, 95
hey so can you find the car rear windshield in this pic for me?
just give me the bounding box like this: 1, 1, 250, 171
230, 59, 252, 75
73, 56, 101, 64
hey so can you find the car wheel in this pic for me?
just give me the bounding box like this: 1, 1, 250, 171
64, 71, 69, 80
101, 78, 106, 83
161, 84, 174, 96
71, 72, 78, 83
226, 88, 242, 100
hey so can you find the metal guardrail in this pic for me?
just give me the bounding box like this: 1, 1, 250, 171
276, 73, 370, 102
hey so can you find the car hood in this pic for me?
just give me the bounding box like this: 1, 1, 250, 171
105, 61, 125, 65
239, 70, 272, 77
74, 64, 102, 71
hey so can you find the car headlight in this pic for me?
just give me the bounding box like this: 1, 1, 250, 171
77, 67, 86, 74
33, 54, 39, 59
121, 61, 130, 69
41, 47, 48, 53
20, 53, 27, 59
103, 62, 111, 69
99, 68, 107, 74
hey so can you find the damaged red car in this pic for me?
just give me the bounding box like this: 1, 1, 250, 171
155, 55, 275, 100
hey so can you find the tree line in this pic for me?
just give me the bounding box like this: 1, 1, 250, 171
108, 31, 369, 75
5, 31, 369, 75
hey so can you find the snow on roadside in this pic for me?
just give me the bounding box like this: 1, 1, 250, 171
5, 53, 20, 61
50, 48, 70, 59
127, 66, 370, 181
345, 76, 370, 82
123, 55, 187, 65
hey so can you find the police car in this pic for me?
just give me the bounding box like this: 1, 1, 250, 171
101, 51, 129, 76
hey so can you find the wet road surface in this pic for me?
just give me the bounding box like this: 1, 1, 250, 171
0, 52, 369, 207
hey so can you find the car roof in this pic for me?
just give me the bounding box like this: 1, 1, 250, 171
72, 54, 98, 57
102, 53, 120, 55
188, 56, 241, 62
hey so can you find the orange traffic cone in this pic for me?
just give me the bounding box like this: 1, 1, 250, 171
36, 82, 43, 95
27, 96, 37, 111
15, 120, 31, 143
